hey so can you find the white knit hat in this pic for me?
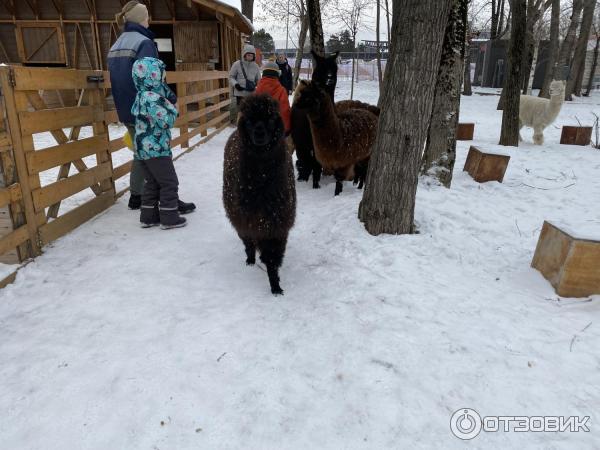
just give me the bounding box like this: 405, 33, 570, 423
124, 3, 149, 25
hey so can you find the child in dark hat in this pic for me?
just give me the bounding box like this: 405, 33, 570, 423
256, 60, 291, 135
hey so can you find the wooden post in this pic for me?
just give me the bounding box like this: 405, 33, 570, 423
0, 67, 42, 257
456, 123, 475, 140
89, 86, 115, 196
199, 79, 207, 137
560, 126, 593, 146
0, 90, 28, 262
463, 145, 511, 183
178, 81, 189, 148
532, 221, 600, 297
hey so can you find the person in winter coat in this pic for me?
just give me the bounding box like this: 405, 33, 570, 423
131, 57, 186, 229
108, 0, 194, 215
276, 53, 293, 94
229, 44, 261, 105
256, 60, 291, 135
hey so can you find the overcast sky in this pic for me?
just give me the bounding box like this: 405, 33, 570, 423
218, 0, 386, 49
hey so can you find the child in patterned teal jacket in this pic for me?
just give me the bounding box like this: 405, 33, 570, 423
131, 56, 188, 229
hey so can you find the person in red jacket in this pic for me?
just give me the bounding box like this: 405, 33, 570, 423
255, 60, 291, 135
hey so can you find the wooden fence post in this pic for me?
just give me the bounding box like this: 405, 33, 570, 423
0, 67, 42, 257
89, 88, 115, 196
178, 82, 189, 148
0, 86, 29, 261
198, 79, 207, 137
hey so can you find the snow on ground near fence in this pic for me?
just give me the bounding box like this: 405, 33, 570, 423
33, 124, 213, 213
1, 81, 599, 449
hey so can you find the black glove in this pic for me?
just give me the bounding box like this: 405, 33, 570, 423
235, 83, 244, 91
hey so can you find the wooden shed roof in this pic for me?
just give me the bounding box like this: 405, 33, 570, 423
192, 0, 253, 35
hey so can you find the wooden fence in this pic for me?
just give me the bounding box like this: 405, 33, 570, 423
0, 65, 230, 284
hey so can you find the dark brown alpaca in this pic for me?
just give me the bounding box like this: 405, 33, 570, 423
223, 95, 296, 295
293, 80, 378, 195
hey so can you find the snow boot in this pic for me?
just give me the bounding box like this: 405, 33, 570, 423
160, 208, 187, 230
140, 205, 160, 228
128, 194, 142, 210
178, 199, 196, 215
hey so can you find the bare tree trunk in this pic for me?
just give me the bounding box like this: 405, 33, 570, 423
498, 0, 506, 37
520, 0, 551, 94
306, 0, 325, 56
539, 0, 560, 98
566, 0, 596, 99
376, 0, 383, 88
557, 0, 584, 82
499, 0, 527, 146
385, 0, 391, 40
491, 0, 498, 39
359, 0, 452, 235
463, 46, 473, 95
293, 13, 309, 89
491, 0, 509, 39
526, 41, 539, 94
585, 33, 600, 96
241, 0, 254, 23
463, 20, 473, 96
422, 0, 468, 188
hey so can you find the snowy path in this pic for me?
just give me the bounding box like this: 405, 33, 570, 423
1, 84, 600, 449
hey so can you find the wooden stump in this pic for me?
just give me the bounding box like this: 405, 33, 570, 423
456, 122, 475, 140
532, 221, 600, 298
463, 146, 510, 183
560, 126, 593, 146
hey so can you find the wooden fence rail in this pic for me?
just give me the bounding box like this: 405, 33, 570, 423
0, 65, 231, 278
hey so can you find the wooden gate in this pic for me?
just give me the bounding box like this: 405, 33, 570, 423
0, 65, 231, 285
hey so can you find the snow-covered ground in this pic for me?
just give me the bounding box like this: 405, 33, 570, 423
1, 81, 599, 449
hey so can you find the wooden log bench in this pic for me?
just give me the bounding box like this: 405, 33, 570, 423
456, 122, 475, 140
531, 221, 600, 298
463, 145, 510, 183
560, 126, 593, 146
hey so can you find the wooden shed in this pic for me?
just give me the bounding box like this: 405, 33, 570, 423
0, 0, 251, 73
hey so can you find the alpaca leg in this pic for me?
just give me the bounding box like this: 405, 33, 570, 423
241, 237, 256, 265
311, 159, 322, 189
296, 158, 310, 181
518, 120, 523, 142
533, 127, 544, 145
258, 238, 287, 295
334, 180, 344, 196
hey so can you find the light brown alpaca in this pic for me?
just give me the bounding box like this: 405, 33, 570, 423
293, 80, 378, 195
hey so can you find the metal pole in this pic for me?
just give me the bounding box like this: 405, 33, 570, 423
285, 0, 290, 56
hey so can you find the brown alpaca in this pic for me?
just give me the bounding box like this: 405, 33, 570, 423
336, 100, 380, 117
293, 80, 378, 195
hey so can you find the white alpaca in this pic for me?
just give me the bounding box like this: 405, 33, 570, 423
519, 80, 565, 145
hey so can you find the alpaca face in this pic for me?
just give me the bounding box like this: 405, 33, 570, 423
292, 81, 324, 112
311, 51, 339, 89
238, 95, 284, 149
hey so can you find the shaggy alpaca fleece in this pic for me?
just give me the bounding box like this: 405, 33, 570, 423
223, 95, 296, 294
519, 80, 565, 145
336, 99, 380, 116
294, 80, 378, 194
